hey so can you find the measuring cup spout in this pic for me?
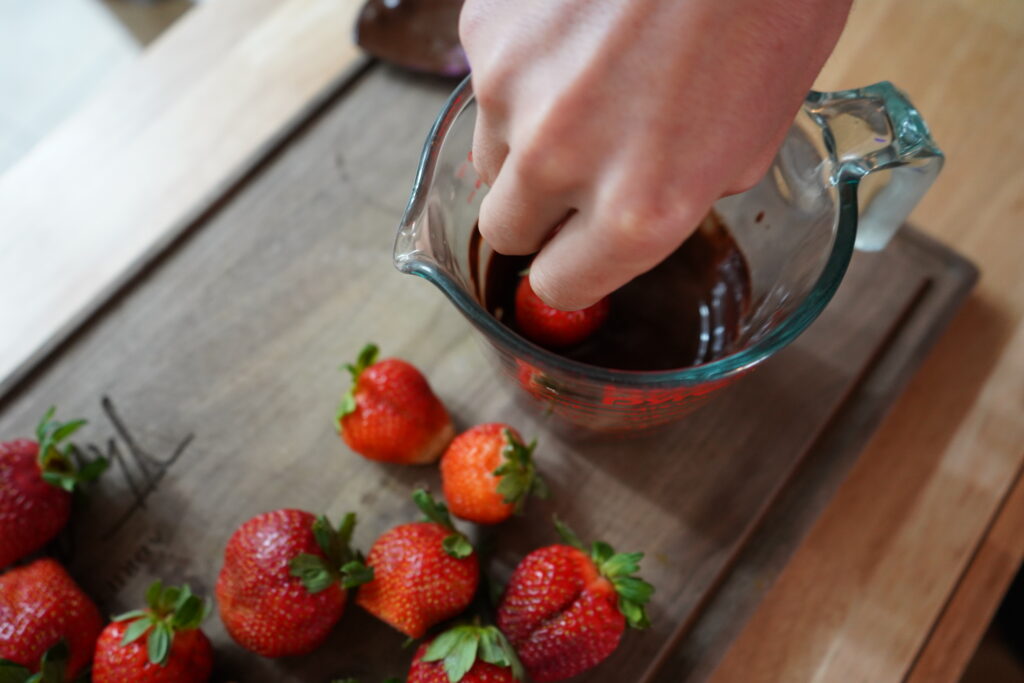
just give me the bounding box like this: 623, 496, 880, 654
805, 81, 943, 251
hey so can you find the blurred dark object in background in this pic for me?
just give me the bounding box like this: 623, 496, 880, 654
355, 0, 468, 77
996, 567, 1024, 664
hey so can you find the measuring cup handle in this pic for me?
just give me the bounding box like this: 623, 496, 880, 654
805, 81, 943, 251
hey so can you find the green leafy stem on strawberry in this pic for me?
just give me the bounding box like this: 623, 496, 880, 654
493, 429, 547, 513
554, 517, 655, 629
423, 621, 525, 682
35, 406, 107, 492
336, 343, 380, 421
0, 640, 78, 683
289, 512, 375, 593
413, 489, 474, 559
112, 581, 210, 666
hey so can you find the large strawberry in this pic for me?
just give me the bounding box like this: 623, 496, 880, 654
0, 408, 106, 568
356, 490, 479, 638
514, 276, 610, 349
92, 581, 213, 682
408, 622, 524, 682
0, 558, 104, 681
497, 520, 653, 682
216, 509, 372, 657
440, 424, 546, 524
336, 344, 455, 464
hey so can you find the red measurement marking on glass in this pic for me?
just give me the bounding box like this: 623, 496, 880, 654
467, 177, 483, 204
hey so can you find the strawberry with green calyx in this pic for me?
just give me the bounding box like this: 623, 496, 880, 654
0, 559, 104, 681
0, 407, 107, 568
496, 518, 654, 682
356, 490, 479, 638
216, 509, 372, 657
289, 512, 375, 593
441, 424, 546, 524
409, 621, 524, 683
92, 582, 213, 682
336, 343, 455, 465
412, 489, 474, 559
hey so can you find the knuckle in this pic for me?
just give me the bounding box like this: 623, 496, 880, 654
514, 141, 579, 194
600, 198, 692, 263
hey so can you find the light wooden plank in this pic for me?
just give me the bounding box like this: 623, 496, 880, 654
710, 0, 1024, 680
906, 470, 1024, 683
0, 0, 366, 395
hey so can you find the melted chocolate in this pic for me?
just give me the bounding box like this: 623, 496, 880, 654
476, 213, 752, 371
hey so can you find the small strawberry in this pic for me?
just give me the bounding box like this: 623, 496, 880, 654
336, 344, 455, 464
216, 510, 372, 657
408, 622, 524, 683
0, 407, 107, 568
497, 520, 654, 682
514, 276, 610, 349
440, 424, 546, 524
92, 581, 213, 682
0, 558, 104, 681
356, 490, 479, 638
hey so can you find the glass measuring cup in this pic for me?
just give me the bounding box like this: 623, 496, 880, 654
394, 77, 942, 431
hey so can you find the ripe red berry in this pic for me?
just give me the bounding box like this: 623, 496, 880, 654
497, 520, 653, 681
441, 424, 545, 524
0, 408, 106, 569
216, 509, 372, 657
514, 277, 610, 348
408, 623, 524, 682
357, 491, 479, 638
337, 344, 455, 464
0, 558, 104, 680
92, 581, 214, 683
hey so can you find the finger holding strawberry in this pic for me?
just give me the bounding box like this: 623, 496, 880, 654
0, 558, 104, 681
92, 581, 213, 683
441, 424, 546, 524
356, 490, 479, 639
409, 622, 524, 683
515, 275, 610, 349
336, 344, 455, 465
0, 407, 107, 569
216, 509, 372, 657
497, 519, 654, 682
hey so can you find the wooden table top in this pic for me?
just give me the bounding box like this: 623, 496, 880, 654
1, 0, 1021, 680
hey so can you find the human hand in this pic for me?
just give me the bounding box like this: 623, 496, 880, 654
460, 0, 852, 310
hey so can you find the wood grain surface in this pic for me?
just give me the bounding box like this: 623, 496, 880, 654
906, 470, 1024, 683
0, 0, 368, 397
0, 65, 970, 682
711, 0, 1024, 680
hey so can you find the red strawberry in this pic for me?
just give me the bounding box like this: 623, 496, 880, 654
337, 344, 455, 464
408, 623, 523, 682
514, 277, 610, 348
216, 510, 372, 657
497, 520, 654, 682
356, 490, 479, 638
440, 424, 546, 524
0, 558, 104, 681
0, 408, 106, 568
92, 581, 213, 682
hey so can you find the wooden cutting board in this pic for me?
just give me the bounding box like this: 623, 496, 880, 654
0, 65, 976, 682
